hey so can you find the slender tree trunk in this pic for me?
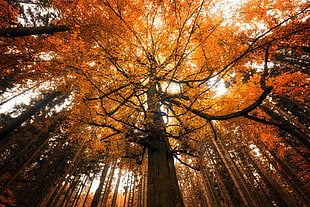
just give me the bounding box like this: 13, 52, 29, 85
72, 175, 88, 207
201, 143, 235, 206
0, 25, 69, 37
243, 147, 290, 207
123, 172, 131, 207
0, 83, 39, 106
5, 120, 62, 187
62, 176, 81, 207
82, 173, 96, 207
260, 142, 310, 205
212, 139, 252, 207
127, 173, 134, 207
90, 163, 110, 207
111, 168, 122, 207
261, 105, 310, 149
0, 91, 62, 140
142, 169, 147, 207
101, 162, 116, 207
45, 143, 85, 207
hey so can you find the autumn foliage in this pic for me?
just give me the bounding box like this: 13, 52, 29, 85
0, 0, 309, 206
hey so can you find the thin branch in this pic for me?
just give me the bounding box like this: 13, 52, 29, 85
173, 154, 200, 171
171, 150, 199, 158
260, 44, 271, 90
87, 122, 121, 133
86, 83, 131, 100
208, 120, 218, 141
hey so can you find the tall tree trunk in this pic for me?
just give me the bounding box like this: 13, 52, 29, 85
81, 173, 96, 207
101, 162, 116, 207
0, 83, 39, 106
5, 118, 64, 187
72, 175, 88, 207
111, 168, 122, 207
90, 163, 110, 207
123, 172, 131, 207
0, 25, 69, 37
146, 71, 184, 207
212, 139, 253, 207
45, 142, 85, 207
201, 143, 235, 206
261, 105, 310, 149
259, 142, 310, 205
0, 91, 62, 140
147, 134, 185, 207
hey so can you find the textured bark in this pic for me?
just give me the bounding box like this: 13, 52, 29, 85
147, 135, 185, 207
0, 25, 69, 37
146, 74, 185, 207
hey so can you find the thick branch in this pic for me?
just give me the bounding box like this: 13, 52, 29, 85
0, 25, 69, 37
168, 86, 273, 120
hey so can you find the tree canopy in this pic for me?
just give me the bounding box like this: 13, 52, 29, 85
0, 0, 309, 206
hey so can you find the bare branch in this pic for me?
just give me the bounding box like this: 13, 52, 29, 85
167, 86, 273, 120
173, 154, 200, 171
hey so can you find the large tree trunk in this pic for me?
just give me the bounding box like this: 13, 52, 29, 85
147, 67, 184, 207
0, 25, 69, 37
146, 70, 185, 207
147, 134, 185, 207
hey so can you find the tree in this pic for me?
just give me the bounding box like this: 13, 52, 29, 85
1, 0, 309, 206
49, 0, 309, 206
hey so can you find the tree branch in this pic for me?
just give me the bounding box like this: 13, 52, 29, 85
171, 150, 199, 158
173, 155, 200, 171
243, 114, 285, 128
0, 25, 69, 37
167, 86, 273, 120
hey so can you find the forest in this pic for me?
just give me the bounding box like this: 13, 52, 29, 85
0, 0, 309, 206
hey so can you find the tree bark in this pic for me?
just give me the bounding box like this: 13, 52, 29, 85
147, 134, 185, 207
146, 72, 185, 207
0, 25, 69, 37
